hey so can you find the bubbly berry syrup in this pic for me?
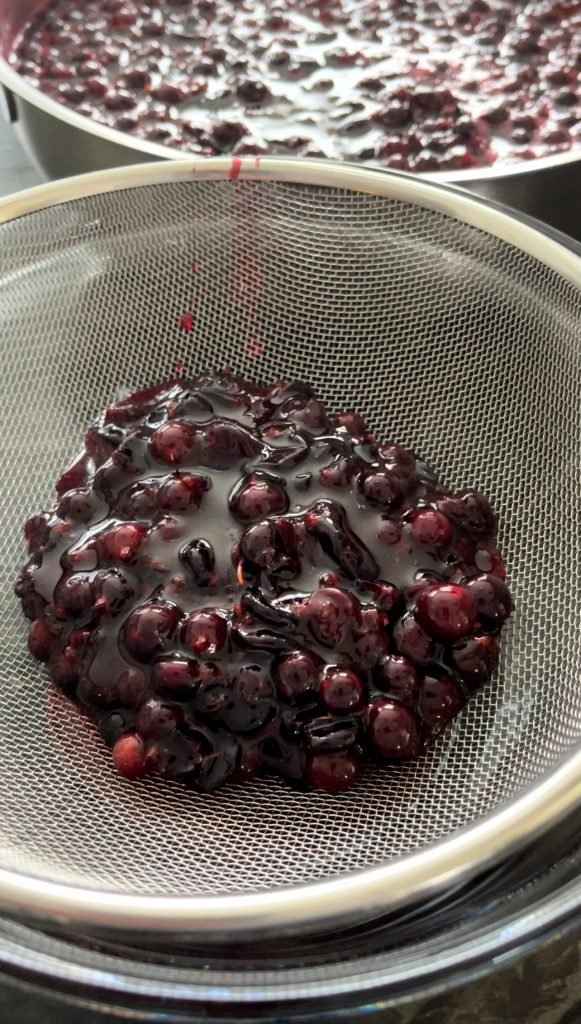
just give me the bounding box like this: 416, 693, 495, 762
16, 372, 513, 793
10, 0, 581, 171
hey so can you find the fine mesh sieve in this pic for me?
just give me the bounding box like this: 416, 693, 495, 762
0, 159, 579, 937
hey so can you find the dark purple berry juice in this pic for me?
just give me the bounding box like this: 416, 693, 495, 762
16, 372, 513, 793
10, 0, 581, 170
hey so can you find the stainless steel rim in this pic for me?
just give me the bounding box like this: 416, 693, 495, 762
0, 157, 580, 934
2, 56, 581, 185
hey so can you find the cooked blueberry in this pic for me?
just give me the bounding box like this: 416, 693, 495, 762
304, 715, 360, 753
374, 655, 418, 703
92, 568, 135, 615
358, 469, 402, 510
180, 538, 215, 586
419, 672, 464, 727
320, 667, 365, 713
182, 608, 228, 656
450, 633, 500, 688
112, 732, 150, 779
151, 421, 198, 465
415, 583, 477, 641
367, 698, 420, 759
152, 657, 200, 695
303, 587, 361, 648
123, 601, 183, 660
409, 508, 453, 546
274, 650, 323, 701
57, 488, 104, 523
16, 370, 511, 794
229, 475, 289, 523
159, 473, 208, 511
137, 698, 181, 739
100, 522, 146, 563
466, 574, 513, 629
307, 750, 363, 792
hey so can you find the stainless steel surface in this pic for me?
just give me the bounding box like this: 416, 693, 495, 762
0, 114, 41, 197
0, 159, 580, 936
1, 0, 581, 237
1, 811, 581, 1020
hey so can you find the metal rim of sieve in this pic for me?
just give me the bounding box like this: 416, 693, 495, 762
0, 157, 580, 936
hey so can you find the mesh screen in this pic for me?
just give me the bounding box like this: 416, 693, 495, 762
0, 178, 579, 898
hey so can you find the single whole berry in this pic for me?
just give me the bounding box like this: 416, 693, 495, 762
137, 698, 181, 739
374, 655, 419, 702
320, 667, 365, 712
419, 673, 464, 726
158, 473, 208, 511
304, 587, 361, 648
151, 421, 197, 465
152, 657, 200, 695
123, 601, 182, 661
229, 475, 289, 523
274, 650, 322, 701
101, 522, 146, 563
409, 508, 453, 546
358, 469, 402, 510
368, 698, 420, 759
416, 583, 477, 641
112, 732, 150, 779
466, 573, 513, 629
393, 614, 436, 664
182, 609, 228, 656
28, 618, 58, 661
308, 750, 363, 792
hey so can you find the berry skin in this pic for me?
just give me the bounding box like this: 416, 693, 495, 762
151, 421, 197, 465
420, 673, 464, 726
335, 410, 368, 440
57, 488, 101, 523
137, 698, 181, 739
466, 574, 513, 630
28, 619, 57, 662
112, 733, 150, 779
229, 476, 289, 524
320, 667, 365, 713
274, 650, 322, 701
368, 698, 420, 759
393, 615, 436, 664
450, 634, 500, 688
416, 584, 477, 641
180, 539, 216, 586
374, 655, 418, 703
182, 609, 228, 656
308, 751, 363, 793
123, 602, 182, 661
152, 657, 200, 695
358, 470, 402, 510
101, 522, 146, 563
409, 508, 453, 546
158, 473, 208, 511
303, 587, 361, 648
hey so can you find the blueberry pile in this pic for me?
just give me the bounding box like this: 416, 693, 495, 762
16, 373, 513, 793
10, 0, 581, 170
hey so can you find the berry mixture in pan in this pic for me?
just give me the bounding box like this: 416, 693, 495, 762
16, 373, 513, 793
10, 0, 581, 171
